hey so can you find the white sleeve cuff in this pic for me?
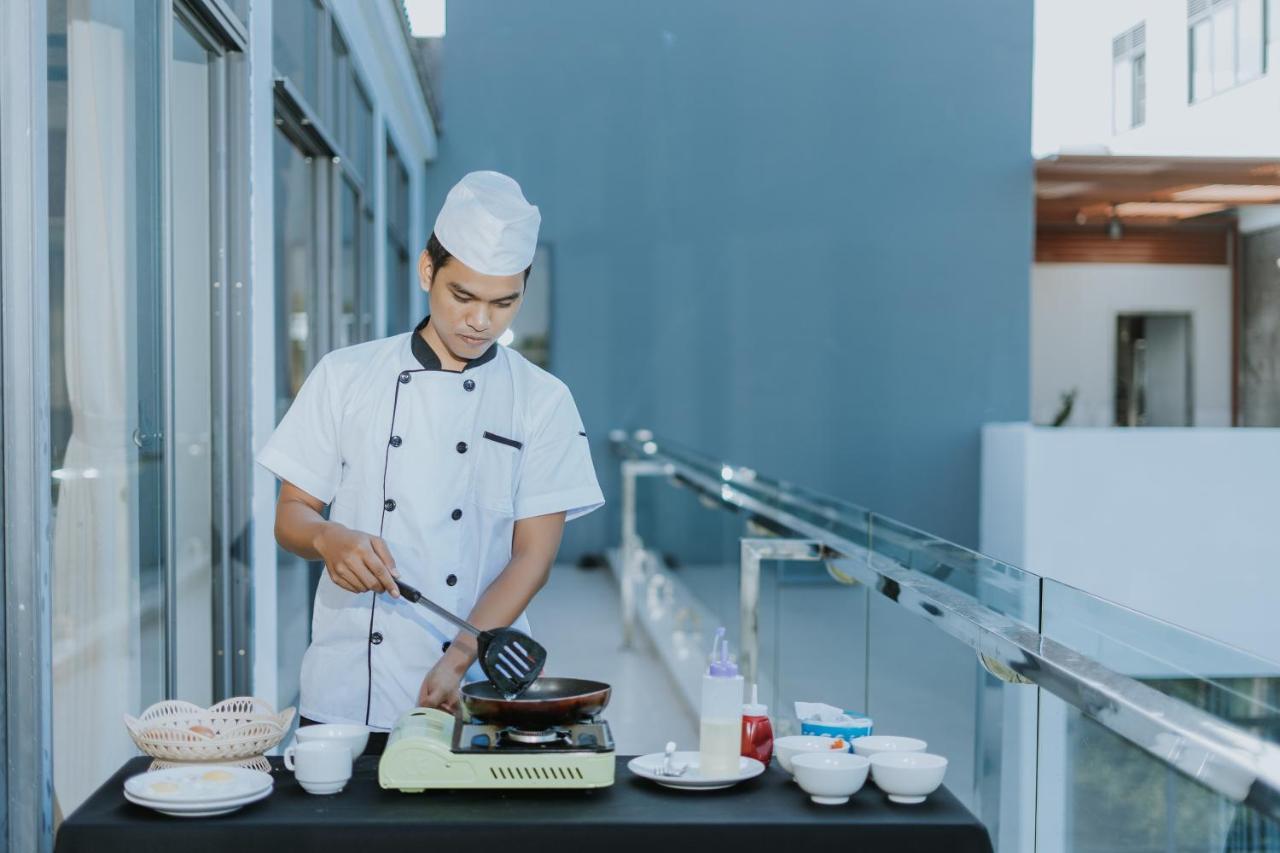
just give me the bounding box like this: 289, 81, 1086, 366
514, 486, 605, 523
255, 446, 337, 505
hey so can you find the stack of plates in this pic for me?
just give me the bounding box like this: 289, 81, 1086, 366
123, 765, 273, 817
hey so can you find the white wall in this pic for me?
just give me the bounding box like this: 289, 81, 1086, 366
982, 423, 1280, 669
1034, 0, 1280, 157
1031, 263, 1232, 427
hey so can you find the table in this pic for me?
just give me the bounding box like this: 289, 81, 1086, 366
56, 756, 993, 853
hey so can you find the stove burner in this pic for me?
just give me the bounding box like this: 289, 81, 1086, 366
453, 718, 615, 754
500, 727, 571, 745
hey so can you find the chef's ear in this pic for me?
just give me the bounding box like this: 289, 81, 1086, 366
418, 250, 434, 293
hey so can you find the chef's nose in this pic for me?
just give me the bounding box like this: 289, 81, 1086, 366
467, 305, 491, 332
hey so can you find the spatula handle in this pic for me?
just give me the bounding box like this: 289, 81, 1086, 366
395, 579, 482, 638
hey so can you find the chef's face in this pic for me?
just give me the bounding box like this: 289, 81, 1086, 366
419, 251, 524, 361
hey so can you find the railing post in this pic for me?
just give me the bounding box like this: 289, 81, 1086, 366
619, 454, 665, 649
738, 538, 822, 685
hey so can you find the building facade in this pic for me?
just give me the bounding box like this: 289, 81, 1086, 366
1, 0, 438, 841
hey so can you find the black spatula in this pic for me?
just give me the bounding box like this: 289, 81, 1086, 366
395, 579, 547, 697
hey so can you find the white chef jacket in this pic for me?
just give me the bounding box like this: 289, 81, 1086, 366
256, 317, 605, 730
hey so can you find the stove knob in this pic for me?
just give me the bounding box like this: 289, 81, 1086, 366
471, 734, 491, 750
577, 733, 598, 747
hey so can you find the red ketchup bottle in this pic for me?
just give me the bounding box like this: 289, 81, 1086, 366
740, 683, 773, 766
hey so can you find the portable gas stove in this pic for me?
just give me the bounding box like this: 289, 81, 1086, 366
379, 682, 617, 791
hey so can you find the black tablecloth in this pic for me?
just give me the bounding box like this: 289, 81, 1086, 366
56, 756, 993, 853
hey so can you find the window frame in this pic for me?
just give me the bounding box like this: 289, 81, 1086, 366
385, 136, 412, 337
1112, 23, 1147, 133
1188, 0, 1268, 104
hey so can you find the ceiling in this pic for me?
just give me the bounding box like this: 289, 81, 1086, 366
1036, 154, 1280, 226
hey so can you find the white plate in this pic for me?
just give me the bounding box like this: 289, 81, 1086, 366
628, 751, 766, 790
124, 765, 272, 804
124, 786, 272, 818
125, 782, 273, 809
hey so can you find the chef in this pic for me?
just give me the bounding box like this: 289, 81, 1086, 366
257, 171, 604, 747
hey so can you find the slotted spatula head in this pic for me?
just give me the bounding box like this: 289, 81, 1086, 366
477, 627, 547, 697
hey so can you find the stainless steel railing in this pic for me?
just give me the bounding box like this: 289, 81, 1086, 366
609, 430, 1280, 819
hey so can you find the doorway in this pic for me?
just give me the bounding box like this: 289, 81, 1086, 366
1115, 313, 1193, 427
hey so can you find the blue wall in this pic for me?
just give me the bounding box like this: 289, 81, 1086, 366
427, 0, 1033, 559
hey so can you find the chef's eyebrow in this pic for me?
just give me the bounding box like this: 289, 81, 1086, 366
448, 282, 522, 303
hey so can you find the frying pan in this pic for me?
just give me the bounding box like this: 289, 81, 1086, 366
460, 677, 611, 729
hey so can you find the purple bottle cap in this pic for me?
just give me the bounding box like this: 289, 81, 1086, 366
707, 627, 739, 677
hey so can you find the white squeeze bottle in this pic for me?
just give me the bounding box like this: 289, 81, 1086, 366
699, 627, 744, 778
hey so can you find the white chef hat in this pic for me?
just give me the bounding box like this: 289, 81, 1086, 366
433, 171, 541, 276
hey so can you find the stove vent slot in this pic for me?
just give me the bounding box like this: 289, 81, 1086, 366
489, 765, 586, 781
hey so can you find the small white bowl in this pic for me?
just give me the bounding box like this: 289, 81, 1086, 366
791, 752, 870, 805
869, 752, 948, 804
851, 735, 927, 759
295, 724, 370, 761
774, 735, 841, 774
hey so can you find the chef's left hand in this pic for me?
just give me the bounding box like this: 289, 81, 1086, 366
417, 648, 471, 713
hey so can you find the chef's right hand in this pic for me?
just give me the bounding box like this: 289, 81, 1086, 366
314, 523, 400, 597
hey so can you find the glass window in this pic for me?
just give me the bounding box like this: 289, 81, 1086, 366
331, 25, 349, 153
170, 14, 216, 709
336, 177, 359, 349
361, 206, 377, 341
1131, 54, 1145, 127
387, 238, 411, 335
1271, 0, 1280, 57
1213, 3, 1237, 93
508, 245, 552, 368
1190, 0, 1265, 102
386, 141, 412, 334
1240, 0, 1265, 81
227, 0, 250, 28
1112, 56, 1133, 133
272, 128, 321, 709
1191, 19, 1213, 102
47, 0, 166, 815
1111, 25, 1144, 132
350, 79, 373, 182
272, 0, 320, 108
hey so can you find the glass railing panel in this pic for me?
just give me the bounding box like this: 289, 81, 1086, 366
869, 513, 1041, 626
1043, 580, 1280, 738
762, 559, 869, 737
1040, 578, 1280, 853
633, 472, 744, 634
864, 597, 1038, 850
1037, 692, 1280, 853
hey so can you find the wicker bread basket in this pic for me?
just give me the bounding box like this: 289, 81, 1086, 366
124, 697, 295, 764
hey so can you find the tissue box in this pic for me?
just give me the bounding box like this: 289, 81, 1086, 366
800, 712, 873, 747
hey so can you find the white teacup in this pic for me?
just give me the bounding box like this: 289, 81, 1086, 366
295, 723, 370, 761
284, 740, 352, 795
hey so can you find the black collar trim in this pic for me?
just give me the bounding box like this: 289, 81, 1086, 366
411, 315, 498, 373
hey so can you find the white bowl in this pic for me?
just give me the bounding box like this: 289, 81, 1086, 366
791, 752, 870, 805
869, 752, 948, 804
295, 724, 370, 761
851, 735, 927, 759
774, 735, 840, 774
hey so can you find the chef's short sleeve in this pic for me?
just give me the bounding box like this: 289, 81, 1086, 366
255, 354, 343, 504
514, 386, 604, 522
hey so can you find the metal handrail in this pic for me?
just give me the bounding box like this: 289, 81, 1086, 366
610, 431, 1280, 818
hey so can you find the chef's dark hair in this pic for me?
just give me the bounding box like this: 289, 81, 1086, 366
426, 233, 532, 283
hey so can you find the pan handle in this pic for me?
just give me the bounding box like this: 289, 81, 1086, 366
395, 579, 482, 638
